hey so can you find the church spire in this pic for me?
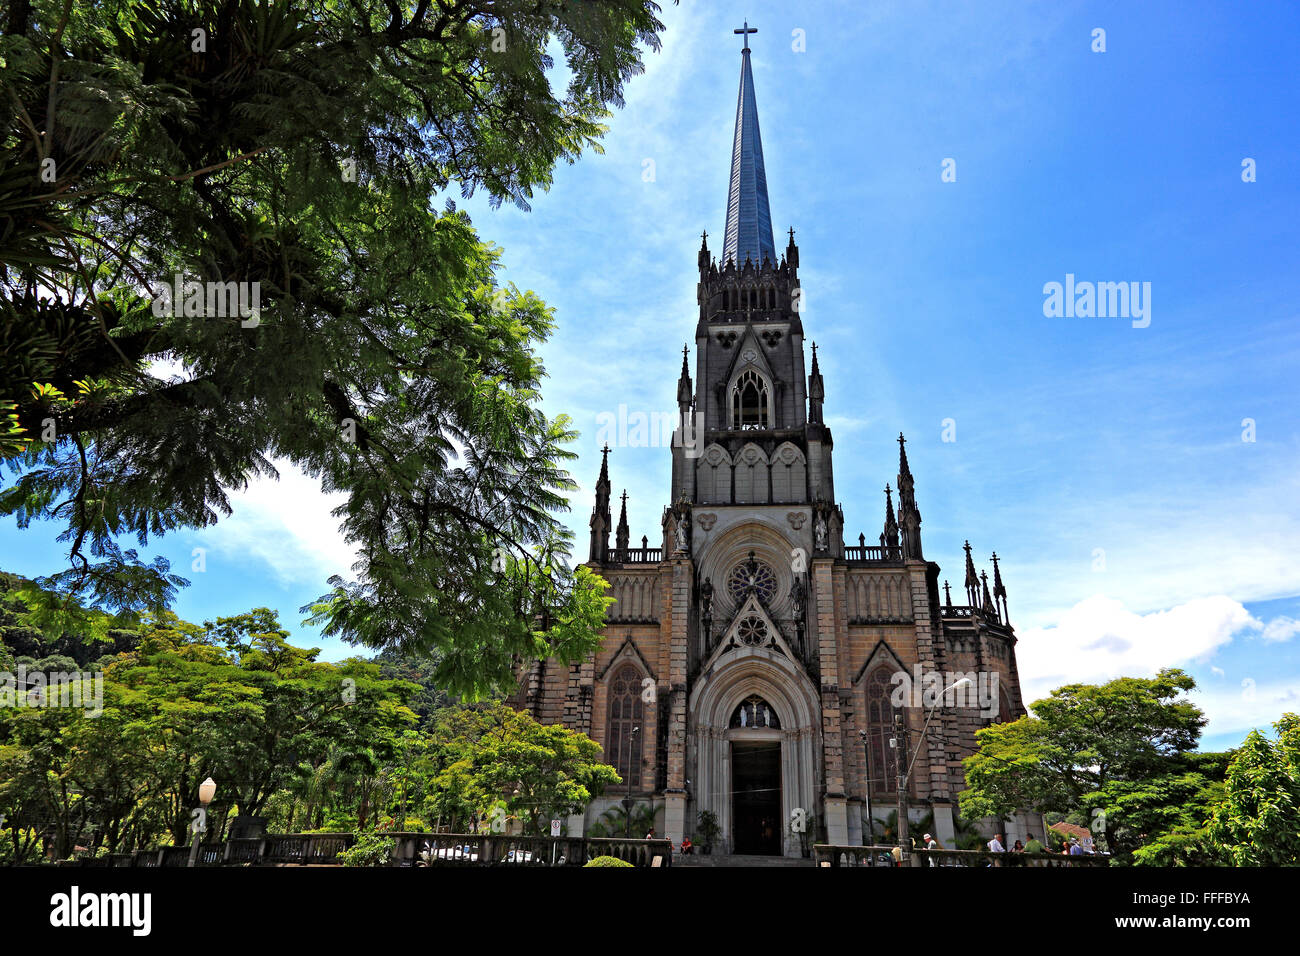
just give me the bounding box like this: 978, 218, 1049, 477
881, 484, 899, 552
963, 539, 979, 607
616, 489, 630, 554
896, 433, 923, 560
981, 570, 995, 615
991, 551, 1009, 623
677, 344, 693, 412
722, 22, 776, 269
588, 444, 612, 563
808, 342, 824, 424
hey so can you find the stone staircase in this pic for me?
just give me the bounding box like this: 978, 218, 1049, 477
676, 852, 815, 868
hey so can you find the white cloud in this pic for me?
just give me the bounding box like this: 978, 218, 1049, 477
1015, 594, 1300, 741
195, 460, 357, 588
1188, 679, 1300, 740
1258, 616, 1300, 643
1016, 595, 1251, 708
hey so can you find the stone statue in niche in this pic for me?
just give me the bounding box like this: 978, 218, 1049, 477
814, 513, 828, 552
672, 494, 692, 554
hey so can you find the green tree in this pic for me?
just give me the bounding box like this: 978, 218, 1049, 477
109, 608, 417, 840
0, 585, 446, 853
1207, 714, 1300, 866
1, 0, 665, 696
428, 701, 618, 834
1086, 751, 1229, 862
961, 669, 1208, 860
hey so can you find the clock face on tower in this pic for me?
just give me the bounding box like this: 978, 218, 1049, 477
726, 556, 777, 605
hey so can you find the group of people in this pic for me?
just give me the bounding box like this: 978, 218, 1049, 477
896, 830, 1091, 866
985, 832, 1091, 855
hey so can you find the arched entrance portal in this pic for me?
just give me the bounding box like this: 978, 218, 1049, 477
688, 646, 821, 857
730, 697, 783, 853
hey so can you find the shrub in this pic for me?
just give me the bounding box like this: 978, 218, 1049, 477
584, 855, 633, 868
337, 832, 396, 867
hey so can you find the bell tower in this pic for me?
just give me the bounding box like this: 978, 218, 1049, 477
672, 24, 839, 533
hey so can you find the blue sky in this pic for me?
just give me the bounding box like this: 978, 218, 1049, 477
3, 1, 1298, 750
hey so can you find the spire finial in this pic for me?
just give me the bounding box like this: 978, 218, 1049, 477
897, 432, 913, 482
734, 20, 757, 52
615, 489, 630, 553
963, 540, 979, 603
882, 482, 899, 551
678, 344, 693, 408
991, 551, 1008, 623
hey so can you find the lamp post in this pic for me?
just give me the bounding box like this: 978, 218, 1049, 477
895, 678, 972, 864
858, 729, 875, 844
187, 777, 217, 868
622, 725, 640, 838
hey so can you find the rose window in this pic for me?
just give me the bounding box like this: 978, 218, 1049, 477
727, 555, 777, 605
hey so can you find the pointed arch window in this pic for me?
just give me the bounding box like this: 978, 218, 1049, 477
865, 666, 902, 796
732, 369, 769, 429
608, 665, 645, 790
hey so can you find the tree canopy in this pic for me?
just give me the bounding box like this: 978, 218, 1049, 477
1, 0, 664, 696
424, 699, 619, 835
959, 669, 1218, 860
1207, 714, 1300, 866
0, 581, 619, 860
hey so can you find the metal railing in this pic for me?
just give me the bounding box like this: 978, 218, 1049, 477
393, 833, 672, 867
70, 832, 672, 868
814, 844, 1109, 867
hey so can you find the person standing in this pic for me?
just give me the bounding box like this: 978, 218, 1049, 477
986, 832, 1005, 866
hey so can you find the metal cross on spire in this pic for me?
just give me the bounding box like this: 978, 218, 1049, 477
734, 20, 757, 51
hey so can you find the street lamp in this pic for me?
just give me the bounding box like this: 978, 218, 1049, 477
187, 776, 217, 868
895, 678, 972, 863
858, 729, 875, 844
622, 726, 640, 838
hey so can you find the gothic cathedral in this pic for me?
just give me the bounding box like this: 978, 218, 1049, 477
513, 30, 1033, 856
